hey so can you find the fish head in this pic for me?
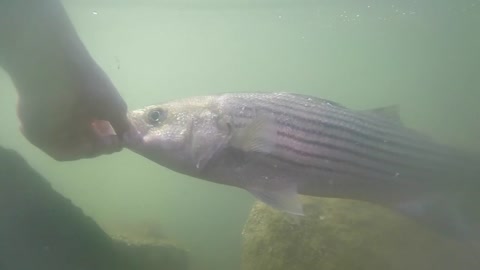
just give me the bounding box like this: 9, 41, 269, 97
127, 96, 231, 174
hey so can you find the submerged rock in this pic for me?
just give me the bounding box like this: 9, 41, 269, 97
113, 236, 189, 270
242, 197, 479, 270
108, 222, 189, 270
0, 147, 188, 270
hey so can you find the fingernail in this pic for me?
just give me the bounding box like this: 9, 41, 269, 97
92, 120, 116, 136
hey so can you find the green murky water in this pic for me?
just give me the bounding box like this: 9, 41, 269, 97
1, 1, 479, 269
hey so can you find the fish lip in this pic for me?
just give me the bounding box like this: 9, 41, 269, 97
127, 111, 148, 134
122, 128, 144, 148
124, 110, 148, 148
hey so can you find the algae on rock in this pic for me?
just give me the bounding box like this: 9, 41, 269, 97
242, 197, 479, 270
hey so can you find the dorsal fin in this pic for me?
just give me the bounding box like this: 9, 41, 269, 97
287, 93, 346, 108
364, 105, 403, 125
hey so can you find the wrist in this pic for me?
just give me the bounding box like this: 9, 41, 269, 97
0, 0, 96, 98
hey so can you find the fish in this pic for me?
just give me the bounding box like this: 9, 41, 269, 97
127, 92, 480, 239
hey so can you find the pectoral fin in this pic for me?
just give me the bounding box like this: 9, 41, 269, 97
229, 111, 277, 154
189, 116, 231, 171
246, 181, 304, 216
191, 141, 225, 170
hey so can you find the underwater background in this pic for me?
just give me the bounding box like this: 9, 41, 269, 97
1, 0, 479, 269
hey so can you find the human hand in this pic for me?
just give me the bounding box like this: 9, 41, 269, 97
16, 60, 136, 161
1, 0, 140, 161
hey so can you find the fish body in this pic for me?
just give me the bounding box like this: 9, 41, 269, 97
128, 93, 479, 238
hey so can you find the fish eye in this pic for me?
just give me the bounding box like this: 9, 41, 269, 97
147, 109, 166, 124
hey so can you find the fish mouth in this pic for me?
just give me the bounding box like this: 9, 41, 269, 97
124, 110, 148, 148
127, 110, 148, 135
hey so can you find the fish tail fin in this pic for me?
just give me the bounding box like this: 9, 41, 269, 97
394, 190, 480, 245
394, 151, 480, 245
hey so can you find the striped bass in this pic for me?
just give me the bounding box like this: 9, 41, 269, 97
127, 92, 479, 239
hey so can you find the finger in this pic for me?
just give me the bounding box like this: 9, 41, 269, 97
92, 120, 116, 136
50, 141, 96, 161
90, 120, 126, 153
90, 134, 123, 156
93, 87, 129, 137
22, 122, 122, 161
48, 135, 122, 161
23, 131, 94, 161
107, 114, 131, 137
74, 124, 123, 158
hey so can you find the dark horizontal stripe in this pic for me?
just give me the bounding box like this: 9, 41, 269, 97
253, 99, 444, 158
228, 99, 440, 161
224, 94, 468, 172
272, 93, 400, 132
274, 120, 455, 170
226, 93, 444, 157
263, 152, 391, 184
276, 131, 441, 175
275, 143, 400, 178
256, 92, 406, 135
230, 112, 441, 166
268, 96, 418, 146
222, 93, 473, 184
229, 115, 454, 179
